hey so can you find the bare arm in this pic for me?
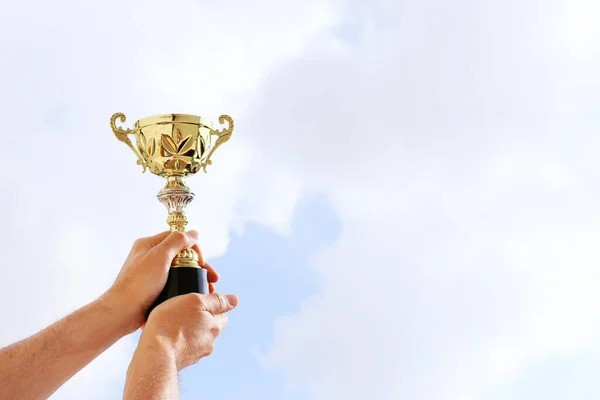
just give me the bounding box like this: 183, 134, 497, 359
123, 336, 179, 400
0, 293, 136, 400
123, 293, 238, 400
0, 230, 221, 400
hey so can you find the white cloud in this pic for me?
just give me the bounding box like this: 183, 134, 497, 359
250, 1, 600, 399
2, 0, 600, 399
0, 0, 329, 397
554, 0, 600, 62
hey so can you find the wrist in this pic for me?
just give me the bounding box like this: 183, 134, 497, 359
136, 331, 180, 370
98, 289, 144, 336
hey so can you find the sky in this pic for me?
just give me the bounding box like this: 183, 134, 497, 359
0, 0, 600, 399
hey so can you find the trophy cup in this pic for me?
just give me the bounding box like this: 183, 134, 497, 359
110, 112, 234, 314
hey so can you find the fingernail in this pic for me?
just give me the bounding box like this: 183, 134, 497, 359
186, 230, 199, 241
225, 294, 239, 308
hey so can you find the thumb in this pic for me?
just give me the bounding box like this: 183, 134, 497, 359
146, 230, 198, 266
199, 293, 239, 315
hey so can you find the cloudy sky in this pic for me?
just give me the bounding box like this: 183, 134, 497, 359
1, 0, 600, 399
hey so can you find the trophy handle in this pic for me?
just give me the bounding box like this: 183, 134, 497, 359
202, 115, 234, 172
110, 113, 148, 172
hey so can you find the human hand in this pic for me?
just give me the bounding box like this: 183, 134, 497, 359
138, 292, 239, 370
104, 230, 220, 333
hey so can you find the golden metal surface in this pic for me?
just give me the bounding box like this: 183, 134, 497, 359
110, 112, 234, 268
203, 115, 234, 172
110, 113, 148, 172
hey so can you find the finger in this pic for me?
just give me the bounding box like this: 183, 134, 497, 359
190, 243, 207, 271
142, 231, 173, 247
213, 313, 229, 333
200, 260, 219, 284
209, 282, 215, 294
198, 293, 239, 315
145, 231, 198, 266
191, 244, 218, 283
126, 231, 171, 261
133, 231, 172, 252
207, 314, 229, 342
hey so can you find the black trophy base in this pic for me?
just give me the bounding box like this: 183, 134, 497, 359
147, 267, 208, 317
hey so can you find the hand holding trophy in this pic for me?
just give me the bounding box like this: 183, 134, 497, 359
110, 113, 234, 315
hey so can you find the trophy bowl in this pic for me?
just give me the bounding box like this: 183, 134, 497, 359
110, 112, 234, 316
111, 112, 233, 177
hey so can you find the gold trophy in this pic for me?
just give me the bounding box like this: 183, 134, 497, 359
110, 112, 233, 314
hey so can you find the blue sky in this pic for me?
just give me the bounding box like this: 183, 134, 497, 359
179, 194, 340, 400
92, 194, 340, 400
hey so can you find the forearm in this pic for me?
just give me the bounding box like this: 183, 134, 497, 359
123, 336, 179, 400
0, 292, 136, 400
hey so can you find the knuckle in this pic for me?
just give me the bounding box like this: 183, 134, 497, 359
211, 293, 228, 312
221, 315, 229, 329
210, 315, 228, 338
132, 238, 147, 249
204, 340, 215, 356
186, 293, 205, 309
210, 323, 222, 337
170, 231, 187, 243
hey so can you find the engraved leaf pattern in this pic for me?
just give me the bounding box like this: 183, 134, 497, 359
165, 158, 184, 171
147, 137, 156, 156
150, 127, 198, 173
178, 136, 194, 153
175, 128, 183, 142
199, 136, 206, 155
139, 134, 147, 154
161, 134, 178, 154
148, 163, 161, 174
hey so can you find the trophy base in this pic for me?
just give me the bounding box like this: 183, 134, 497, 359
147, 267, 208, 317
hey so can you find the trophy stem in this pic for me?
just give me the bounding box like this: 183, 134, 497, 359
148, 176, 209, 317
157, 176, 199, 268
